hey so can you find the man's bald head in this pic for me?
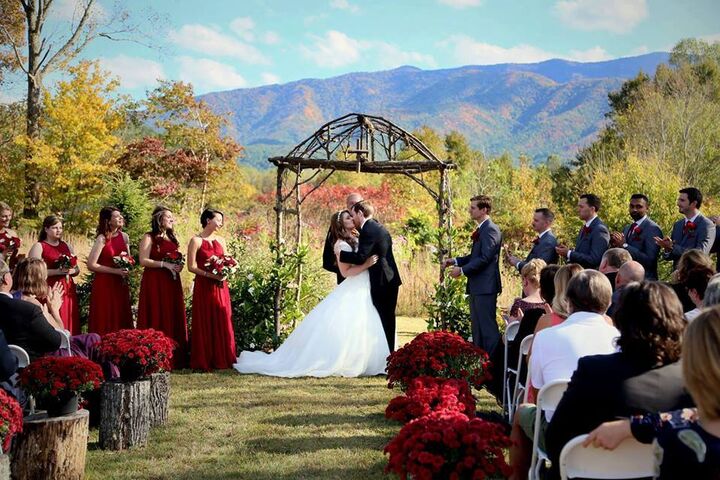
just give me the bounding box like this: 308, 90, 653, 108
346, 193, 364, 210
616, 261, 645, 288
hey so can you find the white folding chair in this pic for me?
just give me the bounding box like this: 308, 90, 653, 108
509, 333, 534, 419
528, 379, 570, 480
57, 329, 72, 356
502, 321, 521, 418
8, 345, 33, 414
560, 434, 656, 479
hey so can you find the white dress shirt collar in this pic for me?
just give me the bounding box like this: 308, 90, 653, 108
584, 215, 598, 228
538, 228, 551, 238
634, 215, 647, 226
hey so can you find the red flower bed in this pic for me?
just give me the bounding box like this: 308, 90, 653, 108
386, 331, 491, 391
19, 357, 103, 400
0, 389, 23, 452
385, 376, 476, 424
384, 410, 512, 480
99, 329, 176, 381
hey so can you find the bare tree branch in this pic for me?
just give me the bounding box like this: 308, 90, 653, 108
40, 0, 96, 75
0, 24, 29, 75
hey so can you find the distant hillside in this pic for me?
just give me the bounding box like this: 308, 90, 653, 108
199, 53, 669, 168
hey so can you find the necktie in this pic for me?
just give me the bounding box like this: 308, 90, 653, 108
626, 222, 637, 241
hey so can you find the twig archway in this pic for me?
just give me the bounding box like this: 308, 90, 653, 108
268, 113, 456, 337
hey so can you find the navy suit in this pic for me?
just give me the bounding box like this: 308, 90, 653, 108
663, 214, 716, 269
456, 219, 502, 354
517, 230, 558, 271
622, 217, 663, 280
569, 217, 610, 269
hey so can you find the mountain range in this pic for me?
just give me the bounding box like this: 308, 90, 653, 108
199, 52, 669, 169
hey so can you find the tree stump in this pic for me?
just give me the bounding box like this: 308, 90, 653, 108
0, 453, 9, 480
150, 371, 170, 427
99, 380, 150, 450
10, 410, 89, 480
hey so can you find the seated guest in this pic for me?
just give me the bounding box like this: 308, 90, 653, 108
508, 270, 620, 480
607, 260, 645, 317
0, 329, 17, 383
598, 248, 632, 291
545, 282, 693, 479
584, 306, 720, 480
705, 273, 720, 307
0, 259, 61, 359
685, 266, 714, 321
668, 249, 715, 312
532, 263, 583, 335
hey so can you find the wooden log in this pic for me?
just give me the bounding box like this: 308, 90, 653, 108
0, 453, 9, 480
99, 380, 150, 450
149, 372, 170, 427
10, 410, 89, 480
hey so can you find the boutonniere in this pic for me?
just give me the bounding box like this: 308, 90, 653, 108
471, 229, 479, 242
632, 226, 642, 240
582, 225, 592, 235
683, 221, 696, 234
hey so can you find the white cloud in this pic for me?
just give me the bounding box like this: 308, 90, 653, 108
98, 55, 165, 89
53, 0, 107, 22
263, 31, 281, 45
700, 33, 720, 44
374, 43, 437, 68
176, 56, 247, 91
260, 72, 280, 85
330, 0, 360, 13
442, 35, 611, 64
169, 24, 269, 64
554, 0, 648, 34
438, 0, 482, 8
229, 17, 255, 42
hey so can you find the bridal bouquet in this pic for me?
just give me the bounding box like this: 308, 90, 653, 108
384, 410, 512, 479
163, 250, 185, 280
386, 331, 491, 391
204, 254, 238, 280
385, 376, 476, 424
112, 251, 136, 270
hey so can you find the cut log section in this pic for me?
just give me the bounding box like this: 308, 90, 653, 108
149, 371, 170, 427
99, 380, 150, 450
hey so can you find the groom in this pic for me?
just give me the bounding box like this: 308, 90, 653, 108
337, 200, 401, 351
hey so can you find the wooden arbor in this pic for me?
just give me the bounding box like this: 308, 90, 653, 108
268, 113, 456, 337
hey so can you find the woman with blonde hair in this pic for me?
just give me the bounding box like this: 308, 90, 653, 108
12, 257, 65, 331
533, 263, 584, 335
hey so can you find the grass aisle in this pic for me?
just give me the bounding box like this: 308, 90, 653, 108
85, 317, 498, 479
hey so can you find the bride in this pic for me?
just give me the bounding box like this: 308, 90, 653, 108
233, 210, 390, 377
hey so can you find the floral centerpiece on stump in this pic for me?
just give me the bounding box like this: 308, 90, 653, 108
385, 376, 476, 424
19, 357, 104, 417
386, 331, 491, 391
0, 388, 23, 452
384, 410, 512, 479
99, 329, 176, 382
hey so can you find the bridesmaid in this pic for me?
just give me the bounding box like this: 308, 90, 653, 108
87, 207, 133, 336
187, 208, 236, 370
137, 206, 188, 368
0, 202, 21, 270
27, 215, 81, 335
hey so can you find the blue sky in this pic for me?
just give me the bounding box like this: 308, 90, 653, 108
3, 0, 719, 100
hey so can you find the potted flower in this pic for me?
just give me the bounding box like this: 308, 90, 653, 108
98, 328, 176, 382
386, 331, 492, 391
18, 357, 103, 417
0, 389, 23, 454
385, 376, 476, 424
384, 411, 512, 479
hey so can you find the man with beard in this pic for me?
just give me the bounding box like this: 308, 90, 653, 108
609, 194, 663, 280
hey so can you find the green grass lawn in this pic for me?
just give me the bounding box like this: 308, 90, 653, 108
85, 317, 499, 479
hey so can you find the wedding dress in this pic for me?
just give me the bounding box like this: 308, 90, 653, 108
233, 240, 389, 377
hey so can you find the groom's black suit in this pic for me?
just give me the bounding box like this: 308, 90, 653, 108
339, 218, 401, 351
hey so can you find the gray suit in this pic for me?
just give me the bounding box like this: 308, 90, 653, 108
569, 217, 610, 269
622, 217, 663, 280
517, 230, 558, 271
663, 214, 716, 269
456, 219, 502, 354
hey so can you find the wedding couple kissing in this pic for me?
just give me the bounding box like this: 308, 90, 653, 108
233, 192, 401, 378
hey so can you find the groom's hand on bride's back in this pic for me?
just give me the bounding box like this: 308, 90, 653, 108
363, 255, 379, 267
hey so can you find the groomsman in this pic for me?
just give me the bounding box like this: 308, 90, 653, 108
322, 192, 363, 284
609, 194, 663, 280
442, 195, 502, 354
709, 215, 720, 272
654, 187, 716, 270
556, 194, 610, 269
506, 208, 558, 271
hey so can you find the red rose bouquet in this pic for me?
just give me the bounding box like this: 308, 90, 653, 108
385, 376, 476, 424
99, 329, 176, 381
163, 250, 185, 280
56, 253, 78, 270
204, 254, 238, 280
0, 388, 23, 452
384, 411, 512, 479
386, 331, 491, 391
19, 357, 103, 402
112, 250, 136, 269
0, 235, 20, 255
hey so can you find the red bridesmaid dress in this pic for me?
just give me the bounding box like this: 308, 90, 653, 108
88, 233, 133, 336
137, 236, 188, 368
40, 240, 80, 335
190, 238, 236, 370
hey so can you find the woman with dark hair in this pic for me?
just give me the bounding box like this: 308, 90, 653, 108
544, 281, 694, 479
137, 207, 188, 367
234, 210, 385, 377
669, 249, 715, 312
27, 215, 81, 334
0, 201, 21, 270
87, 206, 133, 335
187, 208, 236, 370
